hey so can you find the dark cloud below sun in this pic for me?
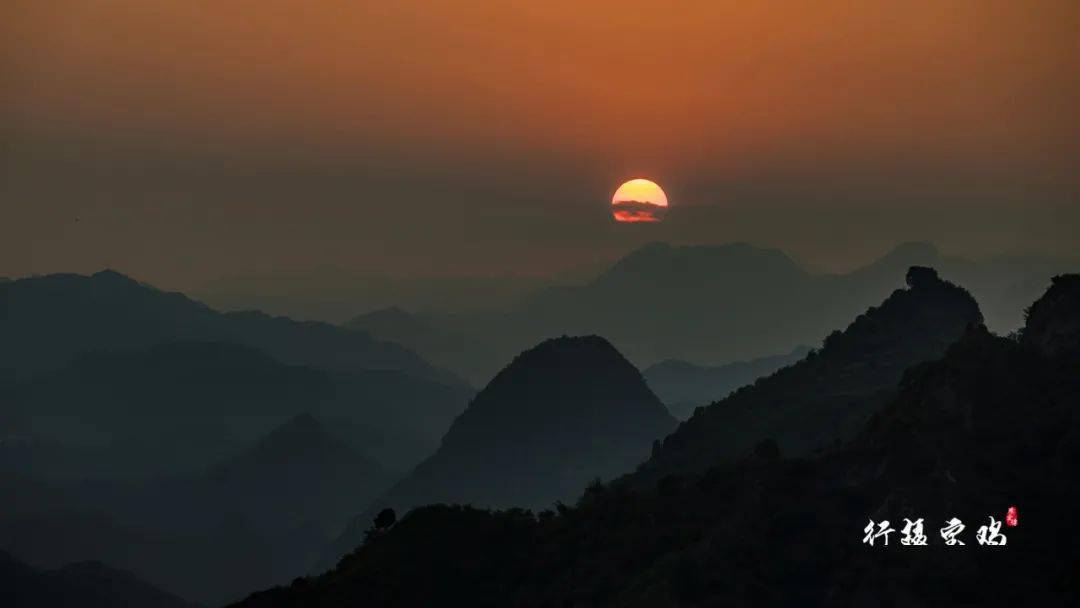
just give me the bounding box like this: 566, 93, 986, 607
613, 200, 668, 223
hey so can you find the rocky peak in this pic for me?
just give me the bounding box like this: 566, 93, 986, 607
1022, 274, 1080, 360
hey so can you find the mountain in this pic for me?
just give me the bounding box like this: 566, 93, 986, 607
371, 335, 676, 509
631, 266, 982, 486
837, 242, 1072, 333
1, 415, 389, 605
230, 274, 1080, 607
5, 341, 471, 477
207, 413, 389, 535
643, 345, 811, 419
328, 336, 676, 562
0, 270, 465, 389
0, 551, 197, 608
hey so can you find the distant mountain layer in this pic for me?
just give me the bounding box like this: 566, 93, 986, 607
0, 270, 466, 389
344, 306, 478, 376
230, 274, 1080, 607
345, 306, 459, 353
329, 336, 676, 563
1, 414, 391, 605
631, 266, 983, 486
0, 551, 197, 608
5, 341, 471, 476
366, 241, 1068, 384
643, 345, 811, 419
207, 413, 389, 534
0, 471, 263, 605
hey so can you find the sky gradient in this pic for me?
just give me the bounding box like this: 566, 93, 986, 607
3, 0, 1078, 289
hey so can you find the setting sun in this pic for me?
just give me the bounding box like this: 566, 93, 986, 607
612, 178, 668, 223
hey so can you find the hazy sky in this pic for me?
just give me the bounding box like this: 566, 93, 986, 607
3, 0, 1078, 289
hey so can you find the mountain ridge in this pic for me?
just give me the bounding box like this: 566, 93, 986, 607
0, 550, 199, 608
7, 340, 470, 477
643, 345, 812, 419
0, 270, 467, 389
373, 240, 1063, 385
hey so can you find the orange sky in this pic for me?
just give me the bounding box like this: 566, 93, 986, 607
6, 1, 1077, 165
2, 0, 1078, 283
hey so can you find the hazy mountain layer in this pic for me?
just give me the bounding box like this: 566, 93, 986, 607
4, 341, 471, 478
0, 551, 197, 608
343, 306, 483, 378
0, 269, 466, 389
360, 242, 1066, 384
643, 345, 811, 419
2, 414, 391, 605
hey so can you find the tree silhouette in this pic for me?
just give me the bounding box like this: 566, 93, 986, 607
363, 508, 397, 544
374, 508, 397, 530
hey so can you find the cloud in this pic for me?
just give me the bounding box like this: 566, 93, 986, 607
612, 200, 667, 223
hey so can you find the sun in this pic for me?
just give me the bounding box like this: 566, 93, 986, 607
611, 178, 668, 223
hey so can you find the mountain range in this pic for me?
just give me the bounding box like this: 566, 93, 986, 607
0, 551, 197, 608
631, 266, 983, 486
0, 269, 465, 389
5, 340, 470, 478
4, 259, 1075, 606
2, 413, 391, 605
347, 241, 1067, 384
230, 272, 1080, 607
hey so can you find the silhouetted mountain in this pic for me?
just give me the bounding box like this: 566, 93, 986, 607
0, 270, 465, 389
631, 266, 983, 486
4, 341, 470, 478
230, 274, 1080, 607
644, 345, 811, 419
0, 551, 198, 608
1021, 274, 1080, 360
375, 335, 676, 508
328, 336, 676, 562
